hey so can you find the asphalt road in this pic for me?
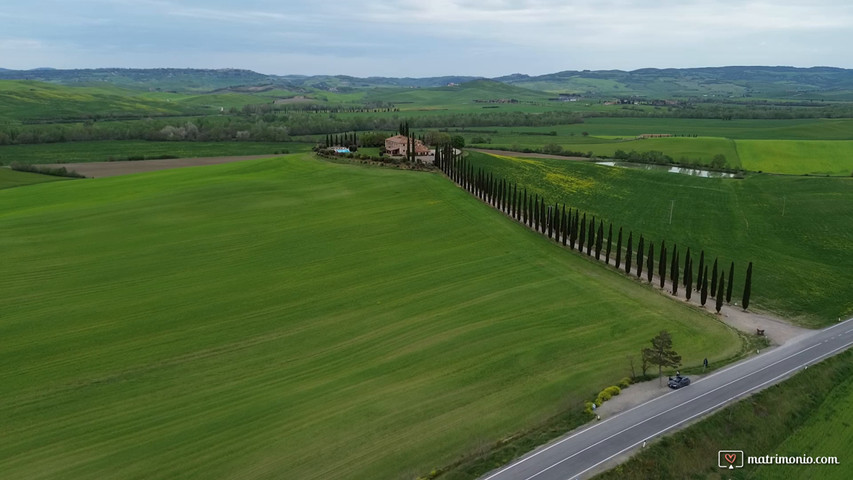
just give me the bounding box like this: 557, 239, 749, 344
481, 317, 853, 480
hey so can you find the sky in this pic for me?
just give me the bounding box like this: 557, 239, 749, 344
2, 0, 852, 77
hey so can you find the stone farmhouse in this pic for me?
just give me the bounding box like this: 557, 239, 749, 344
384, 134, 430, 156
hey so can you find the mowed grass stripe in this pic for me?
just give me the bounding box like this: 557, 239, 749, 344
1, 154, 739, 479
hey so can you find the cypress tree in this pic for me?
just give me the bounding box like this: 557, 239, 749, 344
716, 273, 725, 313
573, 210, 580, 249
636, 235, 645, 278
523, 189, 528, 225
578, 213, 587, 252
710, 259, 719, 297
727, 261, 735, 303
700, 266, 709, 306
586, 216, 595, 255
683, 248, 692, 289
541, 199, 548, 234
562, 205, 568, 246
647, 242, 654, 283
696, 250, 705, 292
625, 232, 633, 275
685, 256, 693, 300
671, 246, 679, 295
742, 262, 753, 310
659, 241, 667, 288
605, 223, 613, 265
552, 203, 560, 240
595, 221, 604, 260
615, 227, 623, 269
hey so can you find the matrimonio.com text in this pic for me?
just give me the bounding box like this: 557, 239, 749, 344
718, 450, 840, 470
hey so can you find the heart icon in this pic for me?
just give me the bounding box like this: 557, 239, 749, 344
725, 453, 737, 464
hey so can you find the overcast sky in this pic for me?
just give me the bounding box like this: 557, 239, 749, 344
2, 0, 851, 77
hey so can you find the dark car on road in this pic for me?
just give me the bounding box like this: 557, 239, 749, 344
668, 375, 691, 389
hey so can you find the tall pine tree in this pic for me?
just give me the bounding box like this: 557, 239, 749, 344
683, 247, 692, 289
716, 273, 725, 314
636, 235, 645, 279
671, 246, 679, 295
605, 223, 613, 265
615, 227, 623, 269
586, 217, 594, 256
742, 262, 753, 310
595, 221, 604, 260
696, 250, 705, 292
659, 241, 667, 289
685, 256, 693, 301
710, 259, 719, 297
727, 262, 735, 303
700, 266, 709, 307
578, 213, 587, 252
625, 231, 633, 275
647, 242, 654, 283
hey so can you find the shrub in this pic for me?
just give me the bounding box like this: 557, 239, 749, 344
619, 377, 632, 389
595, 385, 622, 406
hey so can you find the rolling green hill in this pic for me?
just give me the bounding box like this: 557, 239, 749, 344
0, 80, 197, 122
0, 154, 741, 480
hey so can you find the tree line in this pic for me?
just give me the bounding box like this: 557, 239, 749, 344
434, 154, 754, 311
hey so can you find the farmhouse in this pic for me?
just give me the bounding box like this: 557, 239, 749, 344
384, 134, 430, 156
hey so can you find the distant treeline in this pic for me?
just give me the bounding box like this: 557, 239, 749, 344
0, 111, 583, 146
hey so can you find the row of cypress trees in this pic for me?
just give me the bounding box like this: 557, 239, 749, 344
324, 132, 358, 148
435, 154, 754, 311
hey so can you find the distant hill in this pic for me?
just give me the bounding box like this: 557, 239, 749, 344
2, 66, 853, 99
500, 66, 853, 99
363, 79, 550, 106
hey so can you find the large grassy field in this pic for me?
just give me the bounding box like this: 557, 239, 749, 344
0, 140, 313, 165
737, 139, 853, 175
467, 152, 853, 325
594, 349, 853, 480
0, 167, 69, 189
0, 154, 741, 480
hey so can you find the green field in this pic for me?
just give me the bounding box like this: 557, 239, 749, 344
0, 154, 742, 480
737, 140, 853, 175
468, 152, 853, 325
594, 349, 853, 480
0, 167, 69, 189
0, 81, 196, 122
0, 141, 313, 165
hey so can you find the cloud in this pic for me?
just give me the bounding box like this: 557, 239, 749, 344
1, 0, 852, 75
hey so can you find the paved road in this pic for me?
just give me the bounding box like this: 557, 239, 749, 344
481, 317, 853, 480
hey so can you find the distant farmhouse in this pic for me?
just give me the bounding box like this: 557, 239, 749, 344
385, 134, 430, 156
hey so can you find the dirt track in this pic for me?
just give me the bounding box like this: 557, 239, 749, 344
39, 155, 278, 178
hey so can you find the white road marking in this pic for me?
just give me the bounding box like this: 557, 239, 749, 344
481, 318, 853, 480
517, 343, 826, 480
569, 338, 853, 480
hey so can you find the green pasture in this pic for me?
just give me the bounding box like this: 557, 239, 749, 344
469, 118, 853, 140
736, 140, 853, 176
0, 154, 741, 480
468, 152, 853, 325
0, 141, 313, 165
594, 349, 853, 480
0, 167, 68, 189
753, 357, 853, 480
